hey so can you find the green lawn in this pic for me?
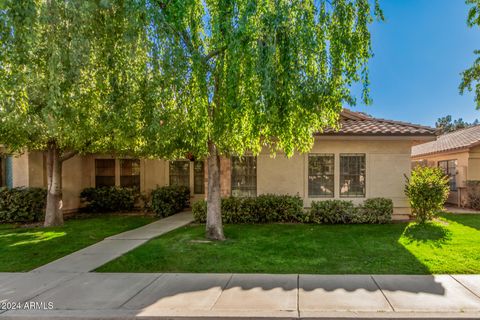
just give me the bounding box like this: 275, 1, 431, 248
97, 213, 480, 274
0, 215, 155, 272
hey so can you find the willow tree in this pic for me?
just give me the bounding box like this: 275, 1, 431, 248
460, 0, 480, 108
142, 0, 382, 240
0, 1, 148, 226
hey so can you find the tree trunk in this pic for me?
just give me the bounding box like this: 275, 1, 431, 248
206, 141, 225, 240
44, 142, 64, 227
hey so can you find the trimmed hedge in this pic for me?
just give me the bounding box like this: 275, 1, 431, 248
151, 185, 190, 217
305, 199, 357, 224
192, 194, 304, 223
80, 187, 137, 213
359, 198, 393, 224
193, 196, 393, 225
0, 187, 47, 222
306, 198, 393, 224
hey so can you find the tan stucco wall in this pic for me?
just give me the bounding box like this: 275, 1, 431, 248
257, 138, 412, 218
61, 155, 90, 212
468, 145, 480, 181
11, 151, 45, 188
12, 152, 29, 187
10, 138, 415, 218
143, 159, 168, 191
12, 153, 91, 212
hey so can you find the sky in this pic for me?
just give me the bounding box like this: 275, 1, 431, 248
348, 0, 480, 127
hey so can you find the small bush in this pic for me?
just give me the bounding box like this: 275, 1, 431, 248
358, 198, 393, 224
0, 187, 47, 222
467, 181, 480, 210
192, 200, 207, 223
405, 166, 449, 223
252, 194, 305, 223
80, 187, 137, 213
192, 194, 304, 224
151, 185, 190, 217
306, 200, 357, 224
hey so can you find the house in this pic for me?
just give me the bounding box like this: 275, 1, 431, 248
0, 110, 435, 220
412, 125, 480, 207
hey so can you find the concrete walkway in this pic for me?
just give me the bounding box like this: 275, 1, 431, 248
1, 273, 480, 319
31, 211, 193, 273
445, 205, 480, 214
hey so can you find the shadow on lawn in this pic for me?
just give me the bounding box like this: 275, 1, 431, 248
402, 223, 451, 247
99, 223, 437, 277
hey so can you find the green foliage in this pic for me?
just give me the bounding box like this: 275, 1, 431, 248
193, 196, 393, 224
150, 186, 190, 218
359, 198, 393, 224
466, 180, 480, 210
140, 0, 383, 159
306, 200, 357, 224
435, 115, 479, 134
97, 214, 480, 274
0, 0, 148, 154
192, 194, 304, 224
80, 187, 137, 213
192, 200, 208, 223
461, 0, 480, 108
0, 187, 47, 222
405, 167, 450, 223
251, 194, 305, 223
0, 215, 155, 272
306, 198, 393, 224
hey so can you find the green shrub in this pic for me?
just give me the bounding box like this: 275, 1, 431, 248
0, 187, 47, 222
467, 181, 480, 210
306, 200, 357, 224
405, 166, 449, 223
80, 187, 137, 213
192, 194, 304, 224
192, 200, 207, 223
358, 198, 393, 224
151, 185, 190, 217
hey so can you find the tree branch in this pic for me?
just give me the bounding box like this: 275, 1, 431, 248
178, 29, 196, 56
152, 0, 197, 57
59, 150, 78, 163
153, 0, 172, 10
204, 46, 227, 63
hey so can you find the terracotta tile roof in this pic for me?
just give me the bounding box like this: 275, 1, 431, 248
318, 109, 436, 137
412, 125, 480, 157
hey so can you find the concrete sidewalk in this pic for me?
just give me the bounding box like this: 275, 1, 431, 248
31, 211, 193, 273
445, 206, 480, 214
1, 273, 480, 319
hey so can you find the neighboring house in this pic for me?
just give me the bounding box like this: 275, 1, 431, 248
412, 125, 480, 207
1, 110, 435, 220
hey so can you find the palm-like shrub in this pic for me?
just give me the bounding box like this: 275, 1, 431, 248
405, 167, 450, 223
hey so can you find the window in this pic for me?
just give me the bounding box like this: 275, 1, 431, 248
340, 154, 366, 197
438, 160, 457, 191
95, 159, 115, 187
193, 161, 205, 194
231, 156, 257, 197
5, 156, 12, 188
308, 154, 334, 197
169, 161, 190, 187
120, 159, 140, 189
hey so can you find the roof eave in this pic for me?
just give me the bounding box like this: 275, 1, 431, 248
412, 138, 480, 158
315, 133, 436, 141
